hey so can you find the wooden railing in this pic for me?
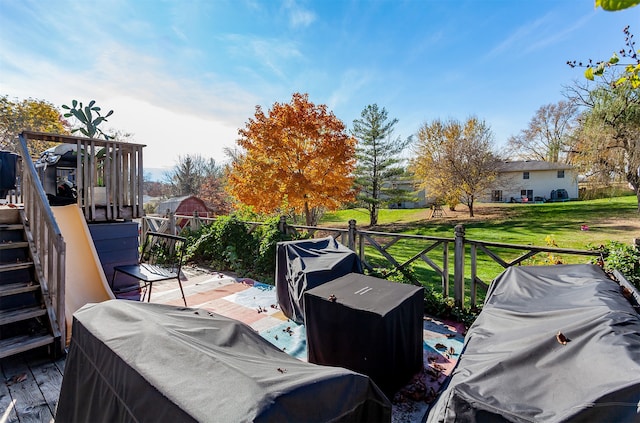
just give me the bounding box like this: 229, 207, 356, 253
20, 131, 145, 222
16, 133, 66, 353
144, 213, 606, 309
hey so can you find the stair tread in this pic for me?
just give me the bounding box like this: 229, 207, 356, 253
0, 305, 46, 325
0, 241, 28, 250
0, 224, 24, 231
0, 281, 39, 297
0, 334, 55, 359
0, 261, 33, 272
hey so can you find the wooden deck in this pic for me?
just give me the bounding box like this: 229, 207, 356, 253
0, 266, 228, 423
1, 350, 64, 423
1, 266, 464, 423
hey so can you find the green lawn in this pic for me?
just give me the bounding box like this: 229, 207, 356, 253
322, 196, 639, 249
319, 195, 640, 306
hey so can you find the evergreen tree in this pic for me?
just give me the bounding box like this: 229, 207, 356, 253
352, 104, 411, 226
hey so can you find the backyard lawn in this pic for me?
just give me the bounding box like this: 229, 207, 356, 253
321, 195, 640, 306
322, 195, 640, 250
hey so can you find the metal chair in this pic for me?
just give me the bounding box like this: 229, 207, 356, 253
111, 231, 188, 306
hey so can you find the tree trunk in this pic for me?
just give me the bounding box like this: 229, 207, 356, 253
304, 201, 312, 226
626, 171, 640, 213
369, 205, 378, 226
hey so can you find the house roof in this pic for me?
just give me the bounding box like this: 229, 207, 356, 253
497, 160, 574, 172
156, 195, 201, 214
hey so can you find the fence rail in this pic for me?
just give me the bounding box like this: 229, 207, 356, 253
142, 213, 606, 309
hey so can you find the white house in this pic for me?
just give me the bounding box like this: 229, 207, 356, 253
487, 161, 579, 203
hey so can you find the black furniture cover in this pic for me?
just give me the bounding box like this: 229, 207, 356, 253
304, 273, 424, 399
276, 236, 362, 323
427, 264, 640, 423
56, 300, 391, 423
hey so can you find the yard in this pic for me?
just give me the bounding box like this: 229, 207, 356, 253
322, 195, 640, 249
321, 195, 640, 306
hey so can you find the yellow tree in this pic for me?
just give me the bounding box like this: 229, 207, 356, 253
0, 95, 69, 156
227, 93, 356, 225
410, 117, 500, 217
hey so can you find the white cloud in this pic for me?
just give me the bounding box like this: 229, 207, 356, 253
0, 39, 252, 168
284, 0, 316, 28
107, 97, 239, 168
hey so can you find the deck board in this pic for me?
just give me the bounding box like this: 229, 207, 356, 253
1, 354, 55, 423
24, 355, 64, 418
0, 360, 20, 423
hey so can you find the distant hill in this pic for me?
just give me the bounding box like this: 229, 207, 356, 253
144, 168, 171, 182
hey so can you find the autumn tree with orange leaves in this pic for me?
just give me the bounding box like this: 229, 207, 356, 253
226, 93, 356, 226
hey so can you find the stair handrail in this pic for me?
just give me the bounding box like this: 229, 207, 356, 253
17, 132, 66, 353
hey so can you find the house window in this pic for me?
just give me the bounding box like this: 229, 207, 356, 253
523, 171, 530, 179
557, 170, 565, 178
491, 190, 503, 202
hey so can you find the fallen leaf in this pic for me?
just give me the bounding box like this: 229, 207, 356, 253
556, 331, 568, 345
434, 343, 447, 350
8, 373, 27, 384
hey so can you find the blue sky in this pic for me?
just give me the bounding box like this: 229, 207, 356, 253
1, 0, 638, 173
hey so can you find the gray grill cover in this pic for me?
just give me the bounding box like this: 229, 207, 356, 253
276, 237, 362, 323
427, 264, 640, 423
56, 300, 391, 423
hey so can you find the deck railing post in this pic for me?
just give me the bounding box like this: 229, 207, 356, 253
168, 211, 176, 235
192, 210, 201, 232
454, 224, 465, 309
278, 215, 287, 235
348, 219, 357, 251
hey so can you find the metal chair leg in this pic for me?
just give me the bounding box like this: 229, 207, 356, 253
177, 278, 187, 306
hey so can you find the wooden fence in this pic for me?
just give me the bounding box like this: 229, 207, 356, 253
142, 212, 605, 309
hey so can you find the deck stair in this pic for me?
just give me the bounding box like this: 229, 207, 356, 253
0, 208, 60, 359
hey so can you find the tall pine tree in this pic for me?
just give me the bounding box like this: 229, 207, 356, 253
352, 104, 411, 226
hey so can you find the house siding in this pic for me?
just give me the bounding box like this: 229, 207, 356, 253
487, 164, 579, 203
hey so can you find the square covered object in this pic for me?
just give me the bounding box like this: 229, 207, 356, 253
56, 300, 391, 423
304, 273, 424, 398
276, 237, 362, 323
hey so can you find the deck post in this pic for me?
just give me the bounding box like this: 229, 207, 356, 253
453, 224, 465, 309
168, 211, 176, 235
278, 216, 287, 235
348, 219, 357, 251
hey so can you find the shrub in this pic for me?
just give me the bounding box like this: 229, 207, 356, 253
590, 241, 640, 289
251, 217, 304, 283
366, 265, 480, 328
184, 214, 307, 283
186, 215, 257, 274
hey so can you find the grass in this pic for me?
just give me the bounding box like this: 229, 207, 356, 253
323, 196, 639, 249
319, 195, 640, 307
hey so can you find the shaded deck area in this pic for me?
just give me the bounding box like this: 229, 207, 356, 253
1, 267, 465, 422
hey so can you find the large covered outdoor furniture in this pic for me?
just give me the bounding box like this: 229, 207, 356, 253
56, 300, 391, 423
304, 273, 424, 399
276, 236, 362, 323
427, 264, 640, 423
